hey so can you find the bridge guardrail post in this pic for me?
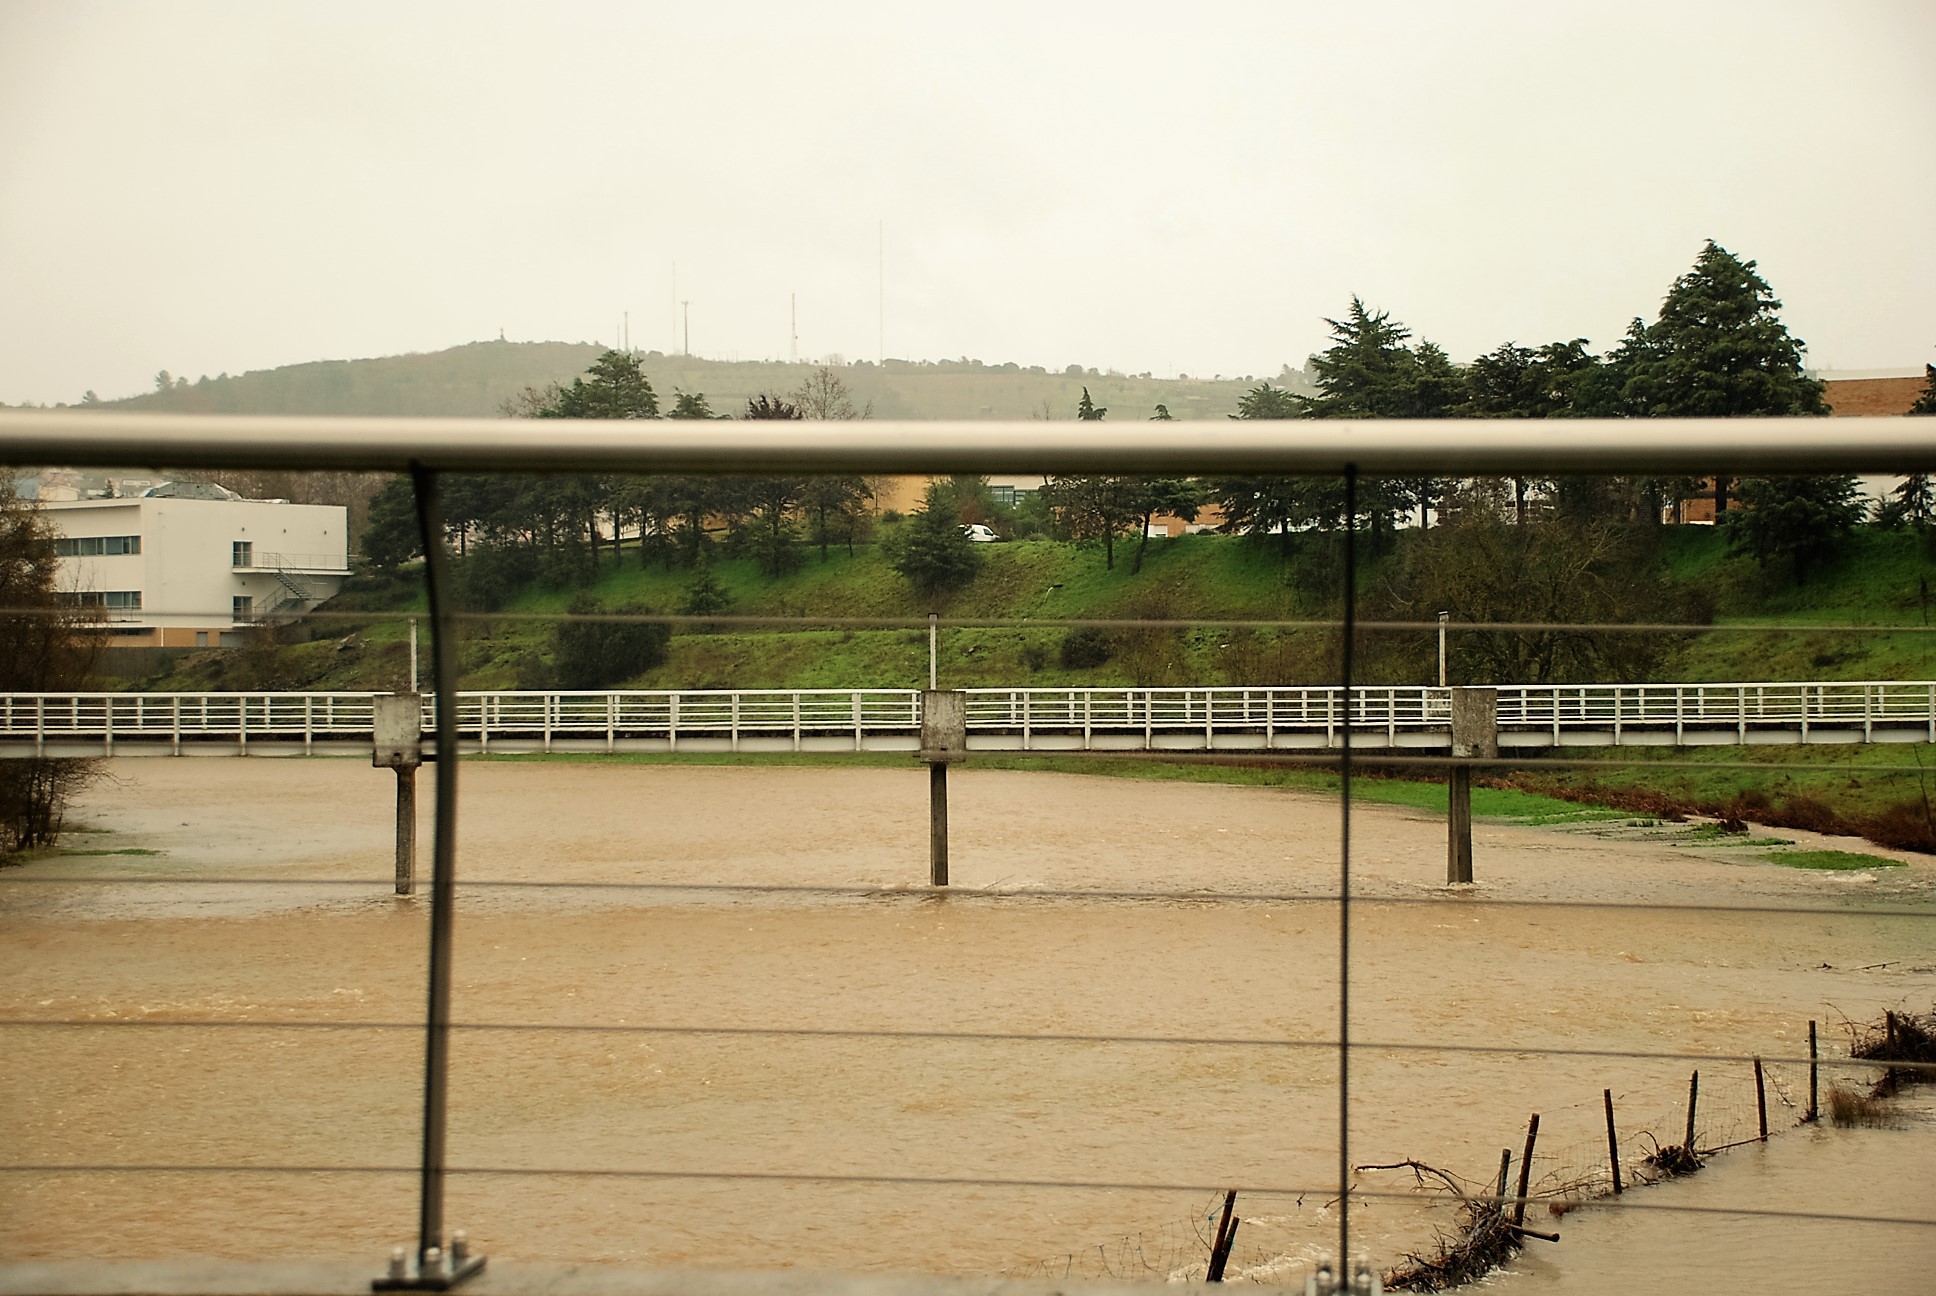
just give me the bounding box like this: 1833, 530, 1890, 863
373, 693, 424, 895
920, 691, 968, 887
1447, 688, 1498, 885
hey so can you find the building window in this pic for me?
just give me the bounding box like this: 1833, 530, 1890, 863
991, 485, 1017, 508
54, 535, 141, 557
195, 632, 209, 647
232, 540, 253, 568
61, 591, 142, 610
233, 595, 253, 622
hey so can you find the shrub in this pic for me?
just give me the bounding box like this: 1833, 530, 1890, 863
1058, 627, 1113, 669
553, 596, 671, 689
452, 543, 540, 613
512, 651, 557, 691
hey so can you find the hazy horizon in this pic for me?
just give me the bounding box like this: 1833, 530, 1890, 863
3, 1, 1932, 407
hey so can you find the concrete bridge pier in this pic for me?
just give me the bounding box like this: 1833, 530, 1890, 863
920, 691, 967, 887
373, 694, 424, 895
1447, 687, 1498, 885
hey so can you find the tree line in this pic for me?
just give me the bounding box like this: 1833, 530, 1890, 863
360, 360, 880, 607
1041, 241, 1889, 588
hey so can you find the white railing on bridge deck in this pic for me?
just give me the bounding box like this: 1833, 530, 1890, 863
4, 681, 1933, 755
1495, 680, 1936, 745
960, 685, 1449, 749
0, 691, 380, 755
460, 688, 922, 752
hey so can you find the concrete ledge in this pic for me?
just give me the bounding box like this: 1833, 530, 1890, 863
0, 1262, 1274, 1296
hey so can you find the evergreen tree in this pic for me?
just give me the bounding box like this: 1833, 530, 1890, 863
1879, 474, 1935, 531
1888, 368, 1936, 531
678, 551, 731, 618
1909, 364, 1936, 416
1623, 241, 1826, 519
886, 485, 983, 595
359, 476, 421, 572
667, 389, 717, 419
1725, 475, 1865, 583
544, 349, 660, 419
1076, 387, 1106, 420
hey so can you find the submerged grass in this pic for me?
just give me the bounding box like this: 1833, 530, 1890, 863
1763, 849, 1904, 871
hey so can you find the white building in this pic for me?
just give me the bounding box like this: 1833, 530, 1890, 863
47, 485, 350, 647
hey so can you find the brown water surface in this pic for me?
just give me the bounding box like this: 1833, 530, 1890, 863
2, 760, 1932, 1290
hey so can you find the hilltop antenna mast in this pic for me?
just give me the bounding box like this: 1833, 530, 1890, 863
791, 293, 798, 365
682, 300, 691, 357
623, 310, 630, 354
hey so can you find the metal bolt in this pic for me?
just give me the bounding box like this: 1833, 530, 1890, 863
388, 1247, 407, 1280
423, 1246, 443, 1276
451, 1231, 469, 1262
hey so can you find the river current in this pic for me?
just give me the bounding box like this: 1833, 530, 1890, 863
2, 761, 1932, 1291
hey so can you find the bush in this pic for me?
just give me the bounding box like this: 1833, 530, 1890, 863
1058, 627, 1113, 669
452, 543, 540, 613
553, 596, 671, 689
512, 651, 557, 691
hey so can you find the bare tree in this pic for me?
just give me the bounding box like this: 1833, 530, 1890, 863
789, 366, 872, 421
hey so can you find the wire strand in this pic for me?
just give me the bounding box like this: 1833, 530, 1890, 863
1, 873, 1926, 920
0, 1162, 1927, 1229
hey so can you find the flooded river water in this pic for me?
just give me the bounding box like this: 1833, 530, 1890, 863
2, 760, 1932, 1291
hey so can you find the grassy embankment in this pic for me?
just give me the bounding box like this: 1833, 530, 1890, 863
124, 524, 1936, 855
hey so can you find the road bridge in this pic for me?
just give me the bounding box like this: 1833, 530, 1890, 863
5, 681, 1933, 759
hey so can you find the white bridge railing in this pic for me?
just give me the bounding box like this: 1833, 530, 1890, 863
2, 681, 1933, 756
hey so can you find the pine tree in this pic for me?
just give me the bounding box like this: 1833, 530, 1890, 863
1909, 364, 1936, 416
886, 485, 983, 595
1076, 387, 1106, 420
1623, 241, 1826, 519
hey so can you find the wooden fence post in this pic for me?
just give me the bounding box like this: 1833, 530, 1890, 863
1806, 1020, 1819, 1124
1754, 1058, 1768, 1142
1513, 1113, 1540, 1228
1603, 1089, 1621, 1194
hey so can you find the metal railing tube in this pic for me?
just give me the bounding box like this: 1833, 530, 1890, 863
1, 410, 1930, 476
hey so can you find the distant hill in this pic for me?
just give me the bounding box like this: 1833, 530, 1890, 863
103, 340, 1287, 421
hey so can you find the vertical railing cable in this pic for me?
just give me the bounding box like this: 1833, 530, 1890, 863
390, 464, 485, 1288
1337, 465, 1358, 1265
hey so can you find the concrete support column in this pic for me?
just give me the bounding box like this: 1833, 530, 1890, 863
920, 690, 967, 889
1447, 687, 1498, 887
373, 693, 425, 896
928, 762, 949, 887
394, 765, 418, 895
1447, 764, 1473, 884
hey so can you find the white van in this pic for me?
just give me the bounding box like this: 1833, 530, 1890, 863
960, 523, 1000, 543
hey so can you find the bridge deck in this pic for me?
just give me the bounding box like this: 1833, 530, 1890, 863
2, 682, 1931, 757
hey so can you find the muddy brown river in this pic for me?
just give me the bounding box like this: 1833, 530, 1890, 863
2, 760, 1932, 1291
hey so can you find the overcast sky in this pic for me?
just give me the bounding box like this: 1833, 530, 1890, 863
2, 0, 1931, 406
